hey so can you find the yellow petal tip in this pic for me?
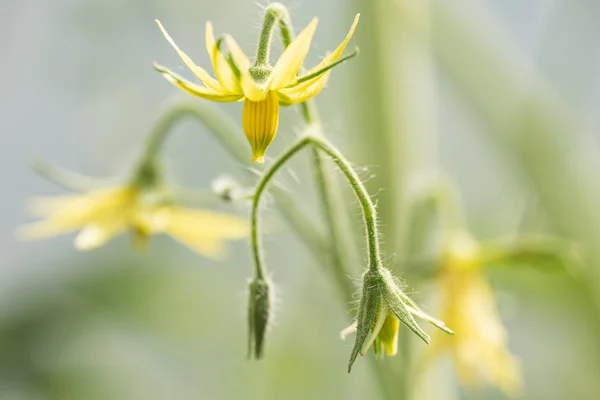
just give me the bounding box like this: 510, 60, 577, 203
252, 155, 265, 164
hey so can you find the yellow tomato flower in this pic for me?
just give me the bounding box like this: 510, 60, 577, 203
154, 14, 360, 163
18, 183, 247, 259
426, 231, 522, 396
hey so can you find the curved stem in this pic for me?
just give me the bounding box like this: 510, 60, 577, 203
273, 2, 357, 297
31, 158, 107, 192
272, 7, 391, 397
252, 135, 383, 283
251, 137, 313, 279
139, 100, 248, 168
310, 136, 383, 271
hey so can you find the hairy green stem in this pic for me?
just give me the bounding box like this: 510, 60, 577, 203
250, 134, 393, 399
251, 137, 312, 279
251, 135, 383, 287
271, 1, 357, 300
310, 136, 383, 271
254, 3, 290, 66
269, 5, 390, 396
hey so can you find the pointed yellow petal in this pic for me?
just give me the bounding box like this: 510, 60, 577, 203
18, 187, 134, 242
224, 35, 267, 101
307, 14, 360, 75
268, 17, 318, 90
223, 35, 250, 71
280, 14, 360, 97
17, 221, 78, 240
27, 188, 132, 227
154, 64, 243, 102
205, 22, 241, 94
277, 77, 328, 104
74, 220, 125, 250
145, 207, 247, 259
155, 19, 223, 93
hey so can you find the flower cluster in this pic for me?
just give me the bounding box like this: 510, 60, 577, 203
154, 12, 359, 162
19, 161, 247, 259
19, 3, 568, 397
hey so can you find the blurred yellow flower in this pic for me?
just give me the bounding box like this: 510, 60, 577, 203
18, 184, 247, 259
154, 14, 360, 163
426, 231, 522, 396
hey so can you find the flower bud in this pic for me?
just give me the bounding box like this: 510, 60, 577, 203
345, 267, 453, 372
247, 278, 272, 359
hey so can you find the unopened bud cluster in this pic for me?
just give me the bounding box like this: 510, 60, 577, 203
345, 267, 454, 372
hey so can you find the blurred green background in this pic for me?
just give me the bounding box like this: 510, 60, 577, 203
3, 0, 600, 399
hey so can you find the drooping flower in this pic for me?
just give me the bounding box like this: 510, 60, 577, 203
153, 13, 360, 163
341, 267, 453, 372
18, 166, 247, 259
425, 231, 522, 396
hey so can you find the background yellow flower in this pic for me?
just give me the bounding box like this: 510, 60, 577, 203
19, 182, 247, 259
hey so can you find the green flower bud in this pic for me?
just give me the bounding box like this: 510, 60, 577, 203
247, 278, 272, 359
345, 267, 453, 372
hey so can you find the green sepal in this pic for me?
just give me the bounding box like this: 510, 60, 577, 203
348, 270, 382, 372
291, 47, 360, 86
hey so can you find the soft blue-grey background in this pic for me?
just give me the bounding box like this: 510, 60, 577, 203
1, 0, 600, 399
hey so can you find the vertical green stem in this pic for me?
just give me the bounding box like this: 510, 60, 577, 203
250, 137, 312, 280
269, 4, 393, 397
271, 2, 356, 299
254, 7, 279, 66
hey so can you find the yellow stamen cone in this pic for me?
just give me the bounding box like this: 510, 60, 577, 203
242, 91, 280, 163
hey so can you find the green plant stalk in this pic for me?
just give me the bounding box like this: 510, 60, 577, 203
250, 134, 385, 281
31, 158, 104, 192
266, 4, 358, 295
137, 98, 327, 259
267, 8, 395, 396
310, 136, 384, 271
349, 0, 438, 397
250, 137, 311, 279
250, 133, 400, 399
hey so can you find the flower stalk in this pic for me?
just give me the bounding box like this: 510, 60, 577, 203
248, 134, 454, 364
249, 135, 381, 288
268, 3, 359, 303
